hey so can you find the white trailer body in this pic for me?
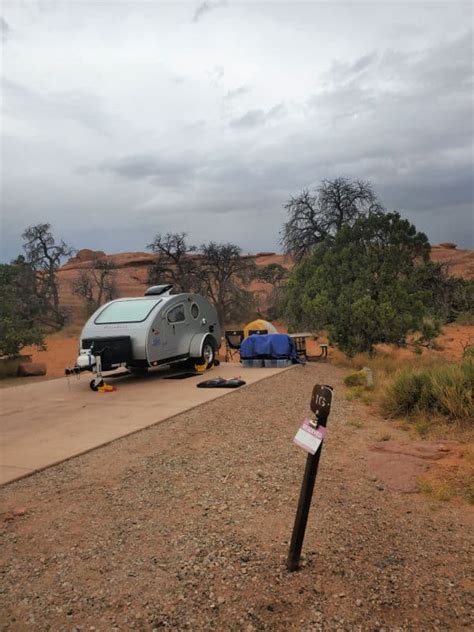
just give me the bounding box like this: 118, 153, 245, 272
68, 286, 221, 385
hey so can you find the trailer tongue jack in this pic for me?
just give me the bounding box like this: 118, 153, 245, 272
65, 347, 105, 390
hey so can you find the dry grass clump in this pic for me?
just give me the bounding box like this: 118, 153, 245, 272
456, 311, 474, 326
336, 352, 436, 409
335, 346, 473, 433
418, 474, 474, 504
343, 371, 367, 387
381, 359, 473, 424
332, 348, 439, 374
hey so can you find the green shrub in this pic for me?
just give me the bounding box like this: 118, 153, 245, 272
430, 362, 473, 419
284, 212, 434, 356
456, 311, 474, 326
0, 262, 45, 356
382, 370, 431, 416
381, 359, 473, 422
344, 371, 367, 387
463, 345, 474, 360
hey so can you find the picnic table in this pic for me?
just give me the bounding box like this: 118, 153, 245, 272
289, 333, 329, 360
288, 332, 315, 358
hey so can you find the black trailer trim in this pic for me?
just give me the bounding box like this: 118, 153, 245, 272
156, 353, 189, 366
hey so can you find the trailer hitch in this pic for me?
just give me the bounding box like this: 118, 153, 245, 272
64, 348, 105, 391
65, 366, 82, 376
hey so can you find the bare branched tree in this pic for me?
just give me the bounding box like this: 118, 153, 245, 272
147, 232, 198, 292
71, 256, 118, 315
281, 177, 384, 262
22, 223, 74, 328
197, 242, 257, 325
146, 234, 257, 323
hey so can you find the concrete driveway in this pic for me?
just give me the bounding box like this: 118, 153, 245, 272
0, 363, 292, 485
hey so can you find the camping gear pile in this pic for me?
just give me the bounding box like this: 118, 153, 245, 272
224, 319, 278, 362
240, 333, 301, 367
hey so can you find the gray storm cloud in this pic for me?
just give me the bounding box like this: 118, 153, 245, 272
100, 154, 198, 187
0, 2, 472, 261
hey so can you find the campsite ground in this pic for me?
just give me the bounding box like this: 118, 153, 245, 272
16, 321, 474, 382
1, 363, 472, 631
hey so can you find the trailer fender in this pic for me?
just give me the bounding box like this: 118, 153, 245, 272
189, 334, 214, 358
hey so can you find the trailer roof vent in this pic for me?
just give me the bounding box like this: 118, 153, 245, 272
144, 284, 173, 296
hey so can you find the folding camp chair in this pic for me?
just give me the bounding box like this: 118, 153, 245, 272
224, 330, 244, 362
292, 335, 308, 358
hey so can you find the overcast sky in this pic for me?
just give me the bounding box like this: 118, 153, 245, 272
1, 1, 473, 261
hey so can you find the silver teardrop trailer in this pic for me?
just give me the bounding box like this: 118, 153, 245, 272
65, 285, 221, 390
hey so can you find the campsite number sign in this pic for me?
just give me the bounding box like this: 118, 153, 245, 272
287, 383, 334, 572
310, 384, 332, 420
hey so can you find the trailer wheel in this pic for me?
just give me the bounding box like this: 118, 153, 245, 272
194, 339, 216, 370
90, 379, 104, 391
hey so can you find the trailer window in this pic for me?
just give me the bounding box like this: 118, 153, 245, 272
167, 304, 186, 323
95, 299, 161, 324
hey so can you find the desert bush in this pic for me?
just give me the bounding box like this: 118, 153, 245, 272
430, 362, 473, 420
333, 349, 438, 375
344, 372, 367, 387
463, 346, 474, 360
412, 265, 474, 324
0, 261, 46, 356
381, 359, 473, 422
456, 311, 474, 326
346, 386, 373, 405
382, 371, 433, 416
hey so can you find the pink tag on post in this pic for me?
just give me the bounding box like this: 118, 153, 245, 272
293, 418, 327, 455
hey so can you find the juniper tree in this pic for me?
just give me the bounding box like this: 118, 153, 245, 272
284, 212, 435, 356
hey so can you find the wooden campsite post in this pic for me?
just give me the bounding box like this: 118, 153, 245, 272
287, 384, 333, 572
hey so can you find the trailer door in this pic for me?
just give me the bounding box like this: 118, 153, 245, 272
161, 302, 189, 362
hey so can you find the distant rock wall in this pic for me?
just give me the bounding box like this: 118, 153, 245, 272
57, 245, 473, 323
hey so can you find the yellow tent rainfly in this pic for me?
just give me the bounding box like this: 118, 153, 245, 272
243, 319, 278, 338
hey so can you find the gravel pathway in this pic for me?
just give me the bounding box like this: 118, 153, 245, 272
1, 363, 472, 631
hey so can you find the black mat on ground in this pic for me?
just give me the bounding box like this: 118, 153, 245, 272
197, 377, 246, 388
163, 372, 199, 380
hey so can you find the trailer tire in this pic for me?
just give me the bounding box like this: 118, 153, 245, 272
90, 378, 104, 391
194, 338, 216, 370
